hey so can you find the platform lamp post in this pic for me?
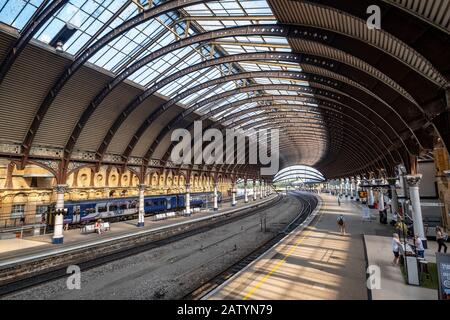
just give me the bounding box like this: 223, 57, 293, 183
253, 180, 257, 201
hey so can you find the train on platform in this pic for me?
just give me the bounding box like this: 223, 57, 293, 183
46, 192, 222, 226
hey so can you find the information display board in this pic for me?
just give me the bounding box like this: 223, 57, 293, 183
436, 253, 450, 300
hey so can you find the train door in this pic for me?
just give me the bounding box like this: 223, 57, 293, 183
166, 197, 172, 210
178, 195, 185, 209
35, 205, 50, 235
72, 206, 81, 223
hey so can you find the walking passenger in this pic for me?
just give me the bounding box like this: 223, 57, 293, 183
337, 214, 346, 235
436, 226, 448, 253
414, 234, 424, 258
392, 233, 401, 266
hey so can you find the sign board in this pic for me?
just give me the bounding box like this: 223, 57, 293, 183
358, 191, 367, 199
436, 253, 450, 300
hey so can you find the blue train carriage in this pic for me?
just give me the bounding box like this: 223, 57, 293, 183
60, 192, 221, 227
143, 195, 178, 214
188, 191, 222, 209
63, 196, 140, 225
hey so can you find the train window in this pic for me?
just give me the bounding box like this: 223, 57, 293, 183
119, 204, 128, 210
129, 202, 137, 209
86, 208, 95, 214
109, 205, 118, 212
98, 205, 107, 213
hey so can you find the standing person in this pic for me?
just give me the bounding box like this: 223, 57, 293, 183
338, 195, 341, 206
390, 210, 398, 226
392, 233, 401, 266
414, 234, 425, 258
436, 226, 448, 253
337, 214, 346, 235
95, 219, 102, 235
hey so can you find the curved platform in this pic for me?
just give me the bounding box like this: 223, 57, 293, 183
205, 192, 437, 300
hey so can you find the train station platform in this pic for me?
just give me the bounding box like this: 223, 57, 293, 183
205, 193, 438, 300
0, 195, 277, 267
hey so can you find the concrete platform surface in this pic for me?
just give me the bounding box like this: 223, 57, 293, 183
365, 235, 437, 300
206, 193, 438, 300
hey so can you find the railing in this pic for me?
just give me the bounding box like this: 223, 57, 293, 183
0, 214, 48, 238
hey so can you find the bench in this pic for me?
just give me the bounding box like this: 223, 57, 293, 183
81, 222, 110, 234
154, 213, 167, 221
153, 212, 177, 221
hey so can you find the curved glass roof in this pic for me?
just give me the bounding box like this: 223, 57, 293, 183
0, 0, 328, 167
274, 165, 325, 183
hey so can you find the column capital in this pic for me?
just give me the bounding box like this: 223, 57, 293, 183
55, 184, 68, 193
406, 174, 422, 187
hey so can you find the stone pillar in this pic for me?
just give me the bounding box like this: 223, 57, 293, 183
340, 178, 344, 195
355, 178, 360, 201
244, 180, 249, 203
231, 182, 237, 206
406, 174, 427, 247
350, 178, 354, 199
253, 181, 257, 201
185, 183, 191, 215
378, 188, 385, 211
260, 180, 263, 199
52, 184, 67, 244
137, 184, 146, 227
433, 145, 450, 230
388, 177, 399, 214
213, 182, 219, 211
368, 179, 375, 206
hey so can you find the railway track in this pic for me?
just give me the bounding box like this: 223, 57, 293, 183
0, 195, 283, 297
184, 192, 318, 300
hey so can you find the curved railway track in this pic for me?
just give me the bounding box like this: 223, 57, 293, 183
184, 192, 318, 300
